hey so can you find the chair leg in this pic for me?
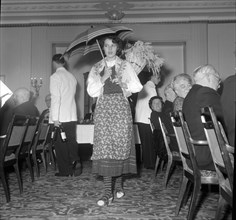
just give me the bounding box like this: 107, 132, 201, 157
33, 153, 40, 178
160, 160, 165, 171
164, 157, 173, 188
13, 163, 23, 194
154, 155, 161, 177
215, 194, 225, 220
187, 179, 201, 220
175, 175, 189, 216
0, 168, 10, 202
182, 179, 192, 206
40, 151, 47, 173
26, 157, 34, 181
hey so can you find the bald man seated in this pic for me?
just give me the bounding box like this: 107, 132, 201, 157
0, 87, 39, 136
182, 65, 225, 170
13, 88, 39, 116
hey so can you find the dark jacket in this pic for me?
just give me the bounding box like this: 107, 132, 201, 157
221, 75, 235, 147
183, 84, 224, 170
0, 101, 39, 135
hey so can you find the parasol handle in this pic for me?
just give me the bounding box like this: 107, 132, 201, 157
96, 39, 108, 68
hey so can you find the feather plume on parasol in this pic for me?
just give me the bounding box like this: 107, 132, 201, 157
123, 41, 164, 76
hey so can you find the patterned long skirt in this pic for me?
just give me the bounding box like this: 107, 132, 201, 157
92, 93, 137, 177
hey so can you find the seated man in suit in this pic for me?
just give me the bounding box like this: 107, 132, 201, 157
183, 64, 224, 170
0, 87, 39, 136
221, 74, 235, 147
149, 96, 167, 162
13, 88, 39, 117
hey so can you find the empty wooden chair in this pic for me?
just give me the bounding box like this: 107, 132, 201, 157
0, 114, 29, 202
18, 116, 39, 182
201, 106, 233, 220
158, 117, 181, 188
149, 118, 165, 177
31, 110, 55, 177
170, 111, 218, 220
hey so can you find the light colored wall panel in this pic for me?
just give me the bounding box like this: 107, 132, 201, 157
0, 27, 31, 92
208, 23, 236, 80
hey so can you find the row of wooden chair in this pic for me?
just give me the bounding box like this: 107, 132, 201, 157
154, 117, 182, 188
200, 107, 233, 220
0, 110, 56, 203
171, 110, 219, 220
152, 106, 233, 219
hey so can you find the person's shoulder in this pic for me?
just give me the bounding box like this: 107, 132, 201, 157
91, 60, 104, 72
50, 71, 61, 80
223, 74, 236, 87
120, 58, 129, 65
224, 74, 235, 82
94, 59, 104, 67
198, 85, 216, 94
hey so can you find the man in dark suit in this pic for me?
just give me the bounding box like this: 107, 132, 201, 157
13, 88, 39, 117
221, 74, 235, 147
183, 64, 224, 170
0, 87, 39, 136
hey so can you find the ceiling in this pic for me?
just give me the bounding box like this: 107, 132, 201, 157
1, 0, 236, 26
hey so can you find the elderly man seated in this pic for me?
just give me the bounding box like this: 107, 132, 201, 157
0, 87, 39, 136
171, 73, 193, 111
182, 64, 224, 170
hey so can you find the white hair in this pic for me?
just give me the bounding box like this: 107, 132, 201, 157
193, 64, 219, 82
14, 87, 30, 105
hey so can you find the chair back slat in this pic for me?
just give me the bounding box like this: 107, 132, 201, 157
171, 118, 188, 155
17, 116, 39, 156
201, 106, 234, 191
170, 112, 192, 173
201, 115, 224, 167
0, 114, 29, 158
158, 117, 172, 156
218, 121, 229, 144
24, 125, 37, 143
8, 126, 28, 147
31, 112, 50, 151
38, 122, 50, 141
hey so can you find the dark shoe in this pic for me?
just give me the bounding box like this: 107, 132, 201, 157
55, 173, 70, 177
72, 161, 82, 176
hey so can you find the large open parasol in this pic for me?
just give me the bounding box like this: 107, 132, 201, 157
65, 25, 133, 58
65, 25, 164, 76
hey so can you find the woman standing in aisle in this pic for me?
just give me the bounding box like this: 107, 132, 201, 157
87, 35, 142, 206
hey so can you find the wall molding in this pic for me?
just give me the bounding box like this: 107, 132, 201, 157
1, 0, 235, 26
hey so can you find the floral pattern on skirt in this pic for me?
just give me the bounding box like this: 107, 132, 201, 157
92, 93, 133, 160
91, 93, 137, 176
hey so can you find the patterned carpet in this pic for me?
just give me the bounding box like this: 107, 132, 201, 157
0, 160, 232, 220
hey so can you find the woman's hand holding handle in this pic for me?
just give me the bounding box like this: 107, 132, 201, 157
101, 67, 112, 83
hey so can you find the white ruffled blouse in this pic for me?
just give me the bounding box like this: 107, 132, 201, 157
87, 56, 143, 98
